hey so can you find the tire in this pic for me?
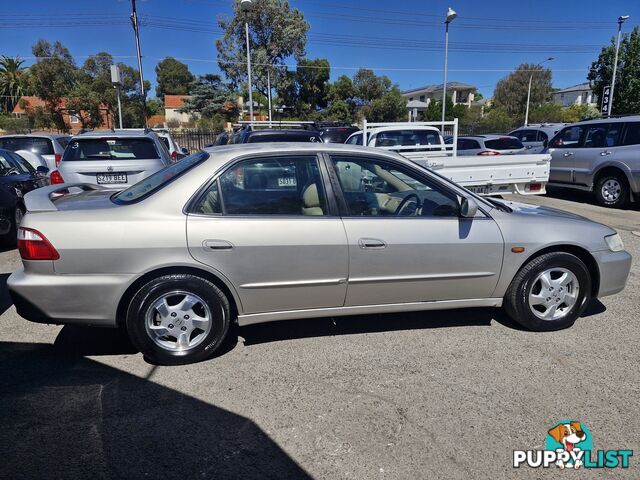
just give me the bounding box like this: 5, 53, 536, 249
126, 274, 231, 365
594, 172, 629, 208
504, 252, 591, 332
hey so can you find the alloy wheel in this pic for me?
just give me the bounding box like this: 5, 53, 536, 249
528, 268, 580, 321
601, 179, 622, 203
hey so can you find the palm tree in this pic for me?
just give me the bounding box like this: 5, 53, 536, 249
0, 56, 28, 114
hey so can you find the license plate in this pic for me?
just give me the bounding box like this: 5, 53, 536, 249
277, 177, 296, 187
97, 173, 127, 184
468, 185, 489, 195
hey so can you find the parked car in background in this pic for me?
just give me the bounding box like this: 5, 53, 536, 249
0, 148, 48, 244
228, 126, 323, 144
50, 129, 171, 188
8, 143, 630, 365
0, 134, 71, 172
345, 125, 444, 151
510, 124, 567, 154
446, 135, 526, 156
318, 125, 358, 144
14, 150, 48, 170
154, 129, 189, 161
211, 131, 230, 146
547, 116, 640, 208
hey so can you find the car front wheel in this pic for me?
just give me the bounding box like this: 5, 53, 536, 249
126, 274, 231, 365
504, 252, 591, 331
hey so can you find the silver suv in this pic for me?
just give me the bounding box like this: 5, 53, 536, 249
547, 116, 640, 208
509, 124, 566, 154
53, 129, 171, 188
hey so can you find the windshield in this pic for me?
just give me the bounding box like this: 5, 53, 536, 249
112, 151, 209, 204
63, 138, 160, 161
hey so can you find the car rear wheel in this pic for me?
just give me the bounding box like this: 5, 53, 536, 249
126, 274, 230, 365
595, 172, 629, 208
504, 252, 591, 331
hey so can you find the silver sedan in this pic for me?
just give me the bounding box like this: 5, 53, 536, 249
8, 143, 632, 365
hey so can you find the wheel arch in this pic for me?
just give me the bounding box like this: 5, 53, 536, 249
116, 265, 241, 327
594, 163, 634, 191
518, 244, 600, 297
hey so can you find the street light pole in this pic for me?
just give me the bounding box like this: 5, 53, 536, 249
241, 0, 254, 123
608, 15, 629, 117
524, 57, 554, 126
441, 7, 456, 125
130, 0, 147, 127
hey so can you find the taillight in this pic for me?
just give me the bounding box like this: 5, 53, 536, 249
17, 227, 60, 260
478, 151, 500, 156
528, 183, 542, 192
50, 170, 64, 184
171, 151, 178, 162
55, 153, 62, 168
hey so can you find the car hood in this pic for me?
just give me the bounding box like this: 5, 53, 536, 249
52, 189, 121, 211
500, 200, 590, 221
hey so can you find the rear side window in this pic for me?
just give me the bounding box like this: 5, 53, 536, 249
63, 138, 159, 161
321, 128, 356, 143
0, 137, 54, 155
623, 122, 640, 146
112, 151, 209, 204
511, 130, 537, 142
484, 138, 524, 150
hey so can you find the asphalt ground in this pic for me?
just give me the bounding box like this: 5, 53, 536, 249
1, 186, 638, 479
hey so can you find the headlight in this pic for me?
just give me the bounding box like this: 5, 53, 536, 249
605, 233, 624, 252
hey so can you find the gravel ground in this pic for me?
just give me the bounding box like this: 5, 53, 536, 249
1, 187, 638, 479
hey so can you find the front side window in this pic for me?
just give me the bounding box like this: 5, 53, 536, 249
550, 126, 584, 148
346, 133, 362, 145
331, 156, 459, 218
64, 138, 160, 161
216, 155, 327, 216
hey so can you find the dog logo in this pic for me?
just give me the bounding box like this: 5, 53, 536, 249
547, 421, 588, 468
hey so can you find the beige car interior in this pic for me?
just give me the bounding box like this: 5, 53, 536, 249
301, 183, 324, 216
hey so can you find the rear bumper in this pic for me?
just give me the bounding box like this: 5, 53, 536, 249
7, 267, 134, 327
593, 250, 632, 297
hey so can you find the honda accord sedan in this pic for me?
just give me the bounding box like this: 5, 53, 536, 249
8, 143, 632, 365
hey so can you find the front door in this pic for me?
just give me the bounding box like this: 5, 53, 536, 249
187, 154, 348, 314
328, 154, 504, 307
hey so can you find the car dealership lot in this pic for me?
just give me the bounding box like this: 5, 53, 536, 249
1, 190, 639, 479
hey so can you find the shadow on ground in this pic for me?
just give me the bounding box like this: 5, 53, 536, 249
0, 341, 313, 480
545, 186, 640, 212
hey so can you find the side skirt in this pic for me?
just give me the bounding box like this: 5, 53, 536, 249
238, 298, 503, 326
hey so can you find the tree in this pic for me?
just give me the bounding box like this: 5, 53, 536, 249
493, 63, 552, 117
588, 26, 640, 115
353, 68, 392, 104
0, 56, 29, 114
155, 57, 194, 98
179, 74, 238, 120
296, 58, 330, 112
216, 0, 309, 97
366, 86, 407, 122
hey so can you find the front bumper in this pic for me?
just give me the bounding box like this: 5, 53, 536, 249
593, 249, 632, 297
7, 267, 135, 327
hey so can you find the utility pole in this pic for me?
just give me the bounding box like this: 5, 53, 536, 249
441, 8, 457, 126
524, 57, 554, 126
608, 15, 630, 117
130, 0, 147, 127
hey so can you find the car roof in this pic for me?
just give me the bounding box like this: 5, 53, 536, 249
575, 115, 640, 124
203, 142, 405, 160
71, 130, 159, 139
246, 129, 321, 136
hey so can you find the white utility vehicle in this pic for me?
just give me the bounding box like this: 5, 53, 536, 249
346, 120, 550, 196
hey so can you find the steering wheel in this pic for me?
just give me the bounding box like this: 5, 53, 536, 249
394, 193, 422, 216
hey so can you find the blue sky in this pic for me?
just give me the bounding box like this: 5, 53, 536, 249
1, 0, 638, 99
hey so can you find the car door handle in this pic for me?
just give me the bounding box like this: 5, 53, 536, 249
203, 240, 234, 251
563, 152, 574, 157
600, 150, 612, 156
358, 238, 387, 249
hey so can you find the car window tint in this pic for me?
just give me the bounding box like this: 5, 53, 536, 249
56, 136, 71, 149
0, 151, 16, 172
583, 125, 610, 148
484, 138, 524, 150
194, 180, 222, 215
8, 152, 34, 174
0, 137, 54, 155
457, 139, 480, 150
112, 151, 209, 204
550, 126, 583, 148
331, 156, 459, 218
346, 133, 362, 145
375, 130, 441, 147
537, 131, 548, 142
160, 137, 171, 150
321, 128, 356, 143
605, 123, 623, 147
219, 156, 327, 216
517, 130, 538, 142
63, 138, 160, 161
622, 122, 640, 146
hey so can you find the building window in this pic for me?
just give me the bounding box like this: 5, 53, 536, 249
419, 95, 425, 102
68, 111, 79, 124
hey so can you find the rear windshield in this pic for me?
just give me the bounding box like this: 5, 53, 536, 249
321, 129, 356, 143
376, 130, 441, 147
0, 137, 54, 155
484, 138, 524, 150
112, 151, 209, 204
63, 138, 160, 161
247, 133, 322, 143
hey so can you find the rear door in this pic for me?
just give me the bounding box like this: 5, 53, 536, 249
60, 137, 167, 187
186, 153, 348, 315
548, 125, 585, 183
572, 123, 622, 187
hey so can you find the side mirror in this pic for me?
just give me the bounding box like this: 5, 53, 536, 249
36, 166, 49, 176
460, 197, 478, 218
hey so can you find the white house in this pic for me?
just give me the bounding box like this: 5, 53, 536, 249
402, 82, 477, 107
551, 83, 596, 108
164, 95, 193, 125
